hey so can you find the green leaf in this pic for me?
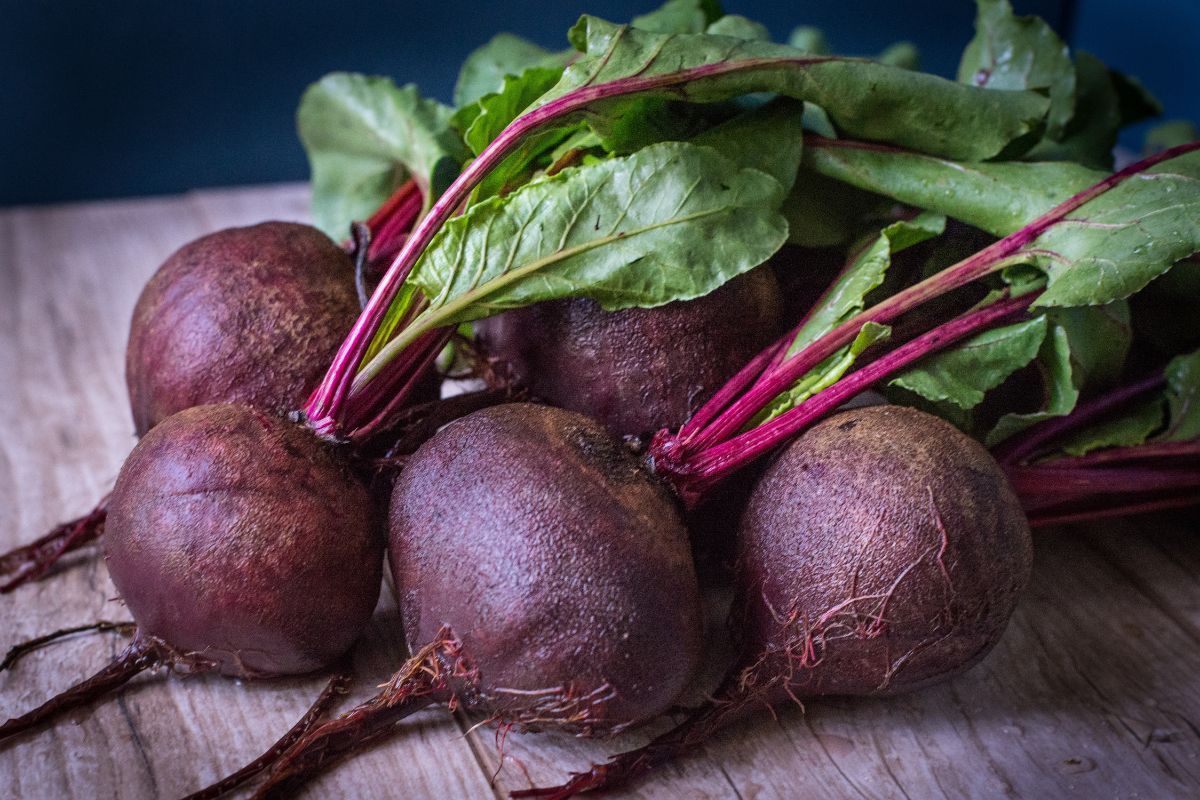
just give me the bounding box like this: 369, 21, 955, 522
984, 303, 1130, 445
1145, 120, 1199, 155
787, 26, 828, 55
958, 0, 1075, 140
690, 99, 806, 193
454, 34, 572, 108
1162, 350, 1200, 441
705, 14, 770, 42
297, 73, 468, 238
987, 320, 1077, 445
787, 213, 945, 358
1023, 52, 1121, 170
780, 170, 885, 247
805, 142, 1105, 238
631, 0, 723, 34
366, 142, 786, 370
541, 16, 1050, 161
1051, 301, 1132, 388
459, 67, 566, 155
756, 321, 892, 425
891, 315, 1047, 410
1058, 397, 1164, 456
878, 42, 919, 70
1031, 149, 1200, 307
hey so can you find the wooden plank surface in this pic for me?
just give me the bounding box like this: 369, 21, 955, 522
1, 184, 1198, 799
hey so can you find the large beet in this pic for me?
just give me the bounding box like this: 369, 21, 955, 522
389, 403, 702, 731
477, 267, 783, 438
105, 403, 383, 677
735, 404, 1033, 696
125, 221, 361, 435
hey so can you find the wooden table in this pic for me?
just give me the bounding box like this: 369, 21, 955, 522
2, 184, 1198, 799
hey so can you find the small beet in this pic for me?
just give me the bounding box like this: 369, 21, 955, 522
477, 267, 783, 438
390, 403, 702, 728
105, 403, 383, 677
734, 404, 1033, 696
125, 221, 361, 436
1, 403, 383, 751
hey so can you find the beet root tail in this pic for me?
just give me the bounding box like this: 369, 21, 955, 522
180, 662, 354, 800
511, 699, 741, 799
0, 634, 157, 747
251, 630, 464, 799
1, 620, 136, 673
0, 496, 109, 593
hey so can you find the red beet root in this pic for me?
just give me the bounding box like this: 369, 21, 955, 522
126, 221, 361, 436
477, 267, 783, 439
1, 403, 383, 746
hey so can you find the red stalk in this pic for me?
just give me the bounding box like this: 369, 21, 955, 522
994, 372, 1167, 466
655, 293, 1034, 504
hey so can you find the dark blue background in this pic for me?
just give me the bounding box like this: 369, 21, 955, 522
2, 1, 1195, 206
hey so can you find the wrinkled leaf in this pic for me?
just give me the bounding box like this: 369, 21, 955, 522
756, 322, 892, 425
1024, 52, 1120, 170
1058, 397, 1163, 456
454, 33, 572, 107
805, 141, 1104, 238
958, 0, 1075, 139
1162, 350, 1200, 441
787, 213, 945, 358
987, 320, 1077, 445
1031, 149, 1200, 307
892, 315, 1047, 409
458, 67, 565, 155
690, 99, 806, 192
298, 73, 468, 238
631, 0, 723, 34
985, 304, 1130, 444
537, 16, 1049, 161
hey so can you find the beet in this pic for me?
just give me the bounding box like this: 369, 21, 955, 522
390, 403, 702, 727
125, 221, 361, 436
106, 403, 383, 677
477, 267, 783, 439
517, 405, 1033, 799
246, 403, 703, 796
734, 404, 1032, 696
1, 403, 382, 746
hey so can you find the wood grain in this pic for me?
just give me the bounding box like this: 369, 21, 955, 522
2, 185, 1198, 799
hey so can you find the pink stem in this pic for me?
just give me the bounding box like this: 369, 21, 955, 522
1045, 438, 1200, 469
675, 141, 1200, 459
658, 293, 1034, 504
1027, 493, 1200, 528
995, 373, 1168, 466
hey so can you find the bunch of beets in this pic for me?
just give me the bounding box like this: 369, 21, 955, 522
3, 2, 1198, 797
